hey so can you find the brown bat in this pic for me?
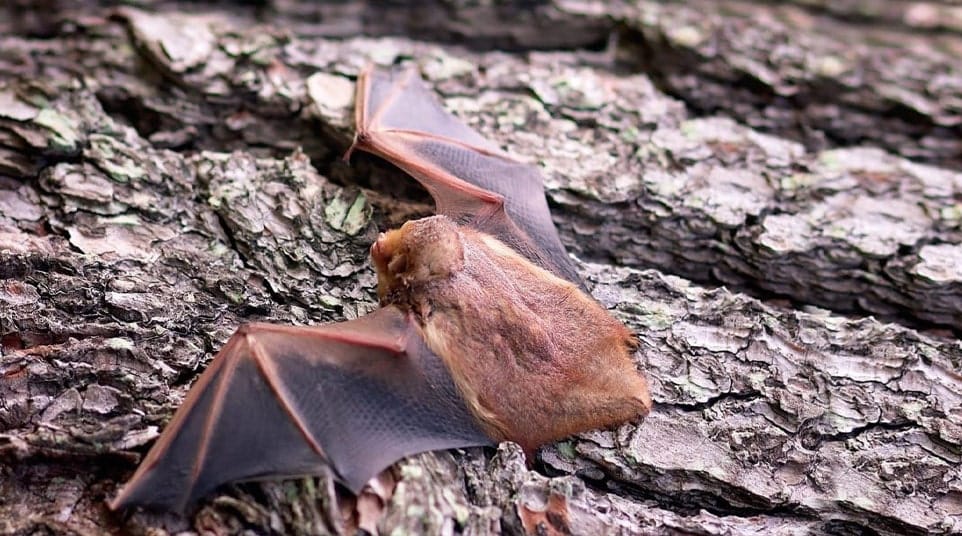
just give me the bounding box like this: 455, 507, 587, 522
110, 67, 651, 513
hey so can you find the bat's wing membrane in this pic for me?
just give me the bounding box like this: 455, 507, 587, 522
110, 306, 492, 513
350, 67, 582, 285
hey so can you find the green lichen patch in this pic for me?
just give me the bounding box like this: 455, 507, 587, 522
324, 190, 372, 236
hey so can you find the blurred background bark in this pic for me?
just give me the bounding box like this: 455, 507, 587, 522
1, 1, 960, 535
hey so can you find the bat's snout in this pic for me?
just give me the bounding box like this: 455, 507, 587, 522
371, 230, 409, 283
371, 232, 395, 266
370, 233, 384, 259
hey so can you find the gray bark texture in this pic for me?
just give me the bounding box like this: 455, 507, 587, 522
1, 1, 961, 535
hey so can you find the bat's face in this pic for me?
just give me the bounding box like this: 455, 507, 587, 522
371, 216, 465, 304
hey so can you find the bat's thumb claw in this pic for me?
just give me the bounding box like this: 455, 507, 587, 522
342, 134, 360, 163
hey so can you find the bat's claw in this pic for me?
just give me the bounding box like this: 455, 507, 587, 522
343, 131, 376, 163
342, 140, 357, 163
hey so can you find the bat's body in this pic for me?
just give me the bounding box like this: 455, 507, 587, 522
110, 67, 651, 514
373, 217, 650, 453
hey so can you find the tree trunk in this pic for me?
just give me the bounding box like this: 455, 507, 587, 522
1, 2, 960, 535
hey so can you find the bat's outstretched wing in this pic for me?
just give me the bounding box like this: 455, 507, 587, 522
110, 306, 492, 513
347, 67, 582, 285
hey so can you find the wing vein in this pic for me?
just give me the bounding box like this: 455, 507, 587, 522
187, 335, 244, 506
245, 322, 406, 355
382, 129, 517, 162
247, 332, 328, 461
367, 68, 416, 131
361, 137, 505, 207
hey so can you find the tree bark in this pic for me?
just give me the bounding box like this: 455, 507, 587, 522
1, 2, 960, 535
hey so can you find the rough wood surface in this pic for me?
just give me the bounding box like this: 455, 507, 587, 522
1, 2, 961, 535
617, 0, 962, 169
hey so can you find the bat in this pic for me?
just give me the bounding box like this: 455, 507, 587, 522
110, 67, 652, 514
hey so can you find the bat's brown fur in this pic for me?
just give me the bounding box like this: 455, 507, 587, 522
371, 216, 652, 452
